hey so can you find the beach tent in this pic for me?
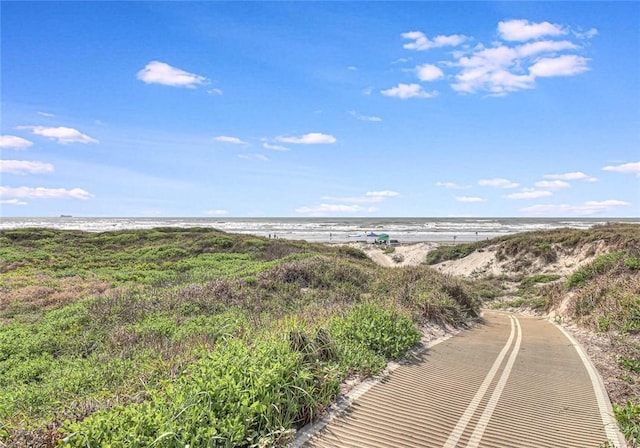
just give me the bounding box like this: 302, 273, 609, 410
366, 232, 379, 237
376, 233, 389, 244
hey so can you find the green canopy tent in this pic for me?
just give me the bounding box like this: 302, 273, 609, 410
376, 233, 389, 244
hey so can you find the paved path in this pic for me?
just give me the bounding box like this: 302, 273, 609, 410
298, 311, 624, 448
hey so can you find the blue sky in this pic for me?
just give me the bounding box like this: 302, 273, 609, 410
1, 1, 638, 218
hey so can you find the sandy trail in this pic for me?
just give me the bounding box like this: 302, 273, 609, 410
354, 242, 438, 268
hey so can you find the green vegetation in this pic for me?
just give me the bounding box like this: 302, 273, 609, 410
614, 401, 640, 445
0, 228, 479, 446
425, 242, 484, 265
565, 251, 626, 289
425, 223, 640, 266
426, 223, 640, 447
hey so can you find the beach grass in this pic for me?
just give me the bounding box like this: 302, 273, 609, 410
0, 228, 479, 446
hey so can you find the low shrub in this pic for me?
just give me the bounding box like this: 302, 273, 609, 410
62, 338, 335, 447
62, 303, 420, 447
329, 302, 420, 360
614, 401, 640, 446
566, 251, 626, 289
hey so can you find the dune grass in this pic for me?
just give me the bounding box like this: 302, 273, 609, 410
425, 222, 640, 265
0, 228, 479, 447
447, 223, 640, 446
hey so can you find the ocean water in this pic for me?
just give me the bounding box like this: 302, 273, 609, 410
1, 217, 638, 243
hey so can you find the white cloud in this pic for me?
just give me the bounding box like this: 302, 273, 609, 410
19, 126, 98, 144
478, 178, 520, 189
392, 57, 411, 64
349, 110, 382, 122
0, 186, 93, 200
0, 199, 28, 206
521, 200, 630, 216
238, 153, 268, 161
602, 161, 640, 176
137, 61, 207, 88
322, 190, 400, 204
322, 196, 377, 204
517, 40, 579, 58
367, 190, 400, 198
275, 133, 336, 144
573, 28, 598, 40
452, 45, 536, 95
416, 64, 445, 82
207, 88, 223, 95
447, 20, 591, 95
296, 204, 367, 215
436, 181, 472, 190
263, 143, 289, 151
402, 31, 467, 50
529, 55, 590, 77
381, 83, 436, 99
0, 135, 33, 149
37, 111, 55, 117
214, 135, 248, 145
505, 189, 552, 199
543, 171, 598, 182
535, 180, 571, 189
498, 19, 566, 42
456, 196, 487, 203
347, 66, 358, 71
204, 209, 228, 216
0, 160, 54, 175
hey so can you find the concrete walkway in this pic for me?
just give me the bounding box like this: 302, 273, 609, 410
297, 311, 625, 448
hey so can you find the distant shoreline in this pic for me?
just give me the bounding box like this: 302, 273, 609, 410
1, 217, 638, 245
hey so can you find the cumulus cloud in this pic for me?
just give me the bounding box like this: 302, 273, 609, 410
543, 171, 598, 182
238, 153, 268, 161
0, 199, 28, 206
296, 204, 368, 215
517, 40, 579, 58
18, 126, 98, 144
204, 209, 228, 216
436, 181, 472, 190
521, 200, 630, 216
438, 20, 592, 95
0, 160, 54, 175
367, 190, 400, 198
0, 135, 33, 149
573, 28, 598, 40
535, 180, 571, 189
322, 190, 400, 204
456, 196, 487, 203
137, 61, 207, 88
498, 19, 566, 41
349, 110, 382, 122
402, 31, 467, 50
0, 186, 93, 200
478, 178, 520, 189
214, 136, 248, 145
505, 189, 552, 199
263, 143, 289, 151
529, 55, 590, 77
602, 161, 640, 176
416, 64, 445, 82
305, 189, 398, 214
275, 133, 336, 144
381, 83, 436, 99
